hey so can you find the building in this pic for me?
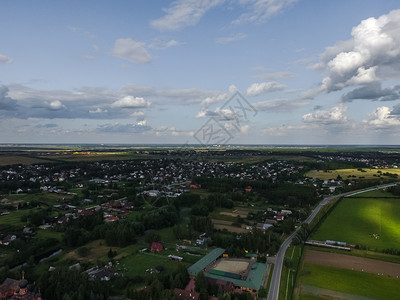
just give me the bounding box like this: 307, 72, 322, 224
150, 242, 163, 253
174, 288, 200, 300
0, 277, 41, 300
187, 248, 267, 295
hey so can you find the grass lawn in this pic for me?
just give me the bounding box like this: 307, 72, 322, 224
298, 295, 326, 300
351, 189, 395, 198
36, 229, 63, 241
2, 192, 75, 207
298, 263, 400, 300
312, 197, 400, 250
0, 208, 39, 226
305, 168, 400, 180
120, 251, 190, 278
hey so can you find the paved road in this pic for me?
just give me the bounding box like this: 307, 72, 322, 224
266, 182, 398, 300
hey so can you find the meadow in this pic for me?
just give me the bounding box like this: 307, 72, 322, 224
312, 196, 400, 250
297, 263, 400, 300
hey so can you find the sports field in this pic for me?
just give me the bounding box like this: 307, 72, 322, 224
213, 259, 249, 274
312, 197, 400, 250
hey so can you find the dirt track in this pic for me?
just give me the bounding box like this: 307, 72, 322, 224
304, 249, 400, 278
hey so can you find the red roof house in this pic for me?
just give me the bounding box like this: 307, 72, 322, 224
151, 242, 163, 253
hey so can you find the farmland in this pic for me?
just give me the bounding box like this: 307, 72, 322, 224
306, 168, 400, 181
296, 261, 400, 300
312, 195, 400, 250
293, 188, 400, 300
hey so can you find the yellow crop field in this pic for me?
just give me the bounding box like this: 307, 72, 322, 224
305, 168, 400, 180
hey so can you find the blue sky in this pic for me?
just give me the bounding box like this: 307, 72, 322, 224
1, 0, 400, 145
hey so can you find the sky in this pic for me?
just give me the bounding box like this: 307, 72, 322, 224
1, 0, 400, 145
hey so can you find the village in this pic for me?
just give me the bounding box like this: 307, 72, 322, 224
1, 149, 400, 299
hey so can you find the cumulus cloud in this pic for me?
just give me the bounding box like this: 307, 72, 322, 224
48, 100, 65, 111
308, 9, 400, 98
366, 106, 400, 129
215, 33, 246, 44
302, 105, 348, 125
113, 38, 152, 64
111, 96, 151, 108
341, 83, 400, 102
0, 86, 18, 111
89, 107, 108, 114
0, 54, 13, 64
233, 0, 298, 24
150, 0, 224, 31
246, 81, 286, 97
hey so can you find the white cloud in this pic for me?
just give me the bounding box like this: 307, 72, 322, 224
131, 111, 145, 118
233, 0, 298, 24
253, 98, 308, 112
111, 96, 151, 108
48, 100, 65, 111
366, 106, 400, 129
149, 38, 181, 49
137, 119, 147, 126
215, 33, 246, 44
113, 38, 152, 64
150, 0, 225, 31
0, 54, 12, 64
246, 81, 286, 97
302, 105, 348, 125
309, 9, 400, 98
89, 107, 108, 114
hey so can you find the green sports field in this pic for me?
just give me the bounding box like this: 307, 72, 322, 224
312, 197, 400, 250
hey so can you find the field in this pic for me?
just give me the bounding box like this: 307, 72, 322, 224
303, 250, 400, 278
213, 259, 249, 274
296, 262, 400, 300
0, 155, 51, 166
305, 168, 400, 180
312, 196, 400, 250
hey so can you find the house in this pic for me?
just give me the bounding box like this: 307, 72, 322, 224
174, 288, 200, 300
189, 184, 200, 189
150, 242, 163, 253
105, 216, 119, 222
57, 215, 70, 225
245, 186, 252, 192
0, 234, 16, 246
0, 277, 41, 300
168, 255, 183, 261
275, 213, 284, 221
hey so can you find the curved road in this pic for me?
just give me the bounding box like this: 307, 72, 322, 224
266, 182, 398, 300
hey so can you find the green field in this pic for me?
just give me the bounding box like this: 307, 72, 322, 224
297, 263, 400, 300
312, 197, 400, 250
306, 168, 400, 180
